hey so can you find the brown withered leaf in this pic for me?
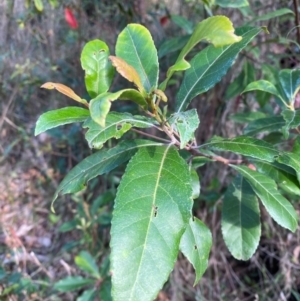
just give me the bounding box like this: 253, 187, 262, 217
109, 56, 146, 95
41, 82, 88, 106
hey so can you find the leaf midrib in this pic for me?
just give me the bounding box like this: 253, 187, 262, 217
129, 145, 171, 300
238, 167, 296, 225
55, 142, 162, 197
177, 27, 258, 112
87, 117, 154, 142
127, 27, 151, 92
201, 140, 278, 156
93, 54, 101, 95
246, 119, 285, 130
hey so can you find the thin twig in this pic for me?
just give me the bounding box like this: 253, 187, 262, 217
293, 0, 300, 44
130, 128, 171, 143
0, 86, 18, 131
189, 148, 244, 165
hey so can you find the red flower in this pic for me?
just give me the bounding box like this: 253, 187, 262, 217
64, 8, 78, 29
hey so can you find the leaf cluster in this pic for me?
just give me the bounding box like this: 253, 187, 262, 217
35, 14, 300, 301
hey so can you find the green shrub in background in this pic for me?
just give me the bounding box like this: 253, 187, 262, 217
35, 8, 300, 300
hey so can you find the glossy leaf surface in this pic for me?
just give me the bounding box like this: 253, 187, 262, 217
276, 152, 300, 183
83, 112, 153, 149
161, 16, 242, 91
243, 80, 282, 99
169, 109, 200, 148
176, 26, 260, 112
110, 146, 192, 301
115, 24, 159, 93
232, 165, 298, 232
53, 140, 162, 202
201, 136, 279, 162
254, 161, 300, 196
243, 78, 289, 107
81, 40, 114, 98
190, 168, 200, 199
244, 116, 285, 135
222, 176, 260, 260
41, 82, 88, 106
282, 109, 300, 138
84, 112, 154, 149
278, 69, 300, 106
90, 89, 147, 127
35, 107, 90, 136
180, 217, 212, 285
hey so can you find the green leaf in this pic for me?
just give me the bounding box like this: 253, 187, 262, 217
276, 152, 300, 183
293, 136, 300, 154
200, 136, 279, 162
49, 0, 58, 8
247, 8, 294, 24
244, 116, 286, 136
190, 168, 200, 199
84, 112, 155, 149
115, 24, 159, 93
35, 107, 90, 136
231, 165, 298, 232
222, 176, 260, 260
225, 60, 255, 100
99, 279, 112, 301
161, 16, 243, 91
180, 217, 212, 285
230, 112, 266, 123
81, 40, 115, 98
278, 69, 300, 107
75, 251, 101, 279
242, 79, 288, 105
34, 0, 43, 11
54, 276, 95, 292
282, 109, 300, 138
52, 140, 162, 202
175, 26, 261, 112
169, 109, 200, 149
110, 145, 192, 301
215, 0, 249, 8
171, 15, 193, 34
77, 289, 96, 301
254, 161, 300, 196
192, 157, 214, 169
158, 35, 191, 59
90, 89, 147, 127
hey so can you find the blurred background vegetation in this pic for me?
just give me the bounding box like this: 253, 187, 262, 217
0, 0, 300, 300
